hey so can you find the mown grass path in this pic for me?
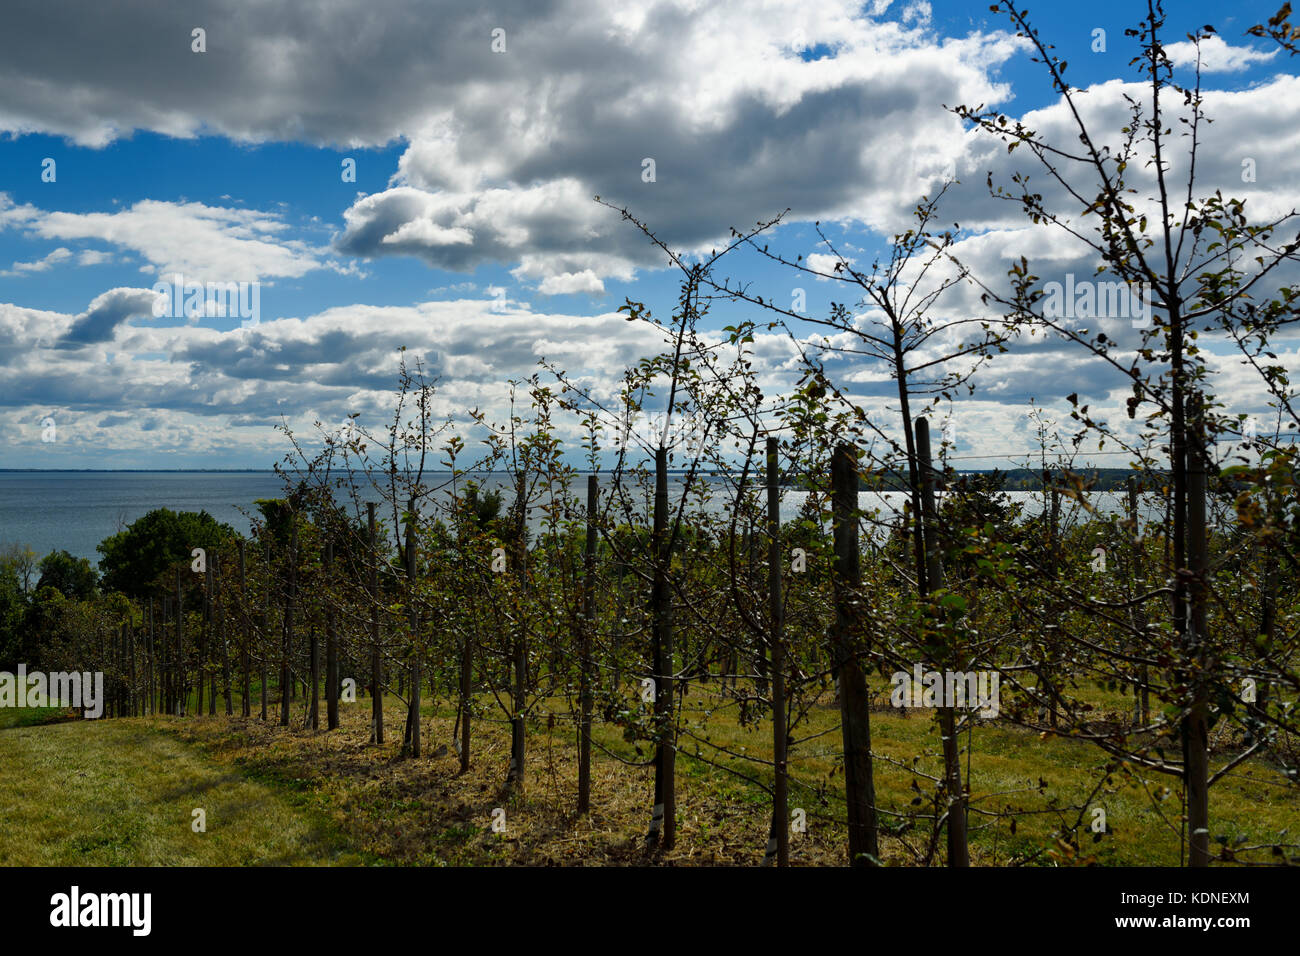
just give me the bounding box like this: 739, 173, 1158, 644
3, 687, 1294, 866
0, 718, 364, 865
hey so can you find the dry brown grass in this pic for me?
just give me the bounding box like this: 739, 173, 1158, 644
150, 692, 850, 866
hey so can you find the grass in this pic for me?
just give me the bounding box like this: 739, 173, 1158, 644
0, 705, 77, 729
0, 718, 366, 865
1, 678, 1294, 865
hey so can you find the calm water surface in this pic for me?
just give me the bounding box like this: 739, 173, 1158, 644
0, 472, 1153, 565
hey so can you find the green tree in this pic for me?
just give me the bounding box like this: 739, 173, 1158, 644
0, 562, 30, 670
97, 508, 235, 598
35, 550, 98, 600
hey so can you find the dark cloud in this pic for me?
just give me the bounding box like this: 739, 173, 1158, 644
59, 289, 159, 346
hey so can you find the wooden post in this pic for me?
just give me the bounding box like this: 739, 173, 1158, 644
830, 443, 879, 865
368, 502, 383, 745
405, 496, 420, 756
578, 474, 597, 813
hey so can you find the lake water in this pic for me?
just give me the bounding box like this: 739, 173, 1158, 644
0, 471, 1156, 565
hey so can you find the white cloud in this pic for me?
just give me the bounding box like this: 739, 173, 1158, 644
3, 197, 336, 284
537, 270, 605, 296
2, 246, 72, 276
1, 245, 119, 276
1166, 35, 1278, 73
805, 252, 851, 278
0, 0, 1017, 284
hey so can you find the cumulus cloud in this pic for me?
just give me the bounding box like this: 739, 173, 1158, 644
537, 270, 604, 296
60, 288, 161, 346
0, 1, 1296, 466
338, 2, 1026, 283
14, 198, 335, 284
0, 1, 1026, 287
0, 290, 669, 425
1166, 35, 1279, 73
1, 245, 120, 276
3, 271, 1292, 469
903, 72, 1300, 370
805, 253, 851, 278
2, 246, 73, 276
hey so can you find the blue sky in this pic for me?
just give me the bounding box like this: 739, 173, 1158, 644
1, 0, 1296, 469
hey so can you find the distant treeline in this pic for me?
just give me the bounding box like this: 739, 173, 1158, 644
786, 467, 1166, 492
949, 468, 1165, 492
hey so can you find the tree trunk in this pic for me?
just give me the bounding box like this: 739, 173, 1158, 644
1046, 478, 1060, 729
280, 524, 296, 727
260, 542, 270, 722
1254, 544, 1275, 740
200, 561, 210, 715
746, 522, 768, 700
648, 447, 676, 849
917, 418, 970, 867
458, 490, 475, 772
217, 553, 232, 715
147, 599, 156, 715
239, 541, 251, 718
309, 621, 320, 731
1126, 478, 1150, 726
175, 569, 185, 716
507, 476, 527, 792
1185, 396, 1210, 867
766, 437, 789, 867
325, 539, 339, 730
127, 621, 137, 716
161, 598, 170, 715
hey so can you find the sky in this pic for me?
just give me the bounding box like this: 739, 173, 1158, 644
1, 0, 1297, 470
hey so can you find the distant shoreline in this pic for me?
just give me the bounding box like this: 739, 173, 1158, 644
0, 469, 277, 473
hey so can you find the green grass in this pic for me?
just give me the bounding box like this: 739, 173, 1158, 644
0, 719, 367, 865
0, 705, 75, 729
1, 680, 1294, 866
